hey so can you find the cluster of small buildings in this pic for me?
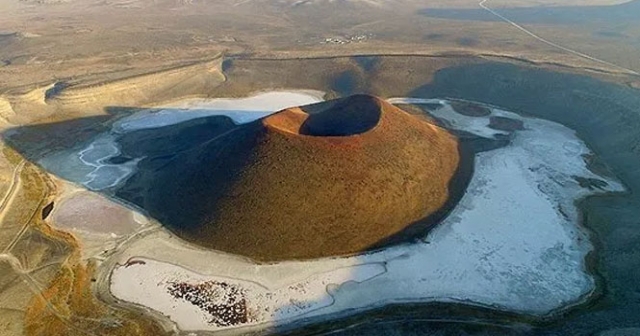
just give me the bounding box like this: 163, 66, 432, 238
320, 34, 374, 45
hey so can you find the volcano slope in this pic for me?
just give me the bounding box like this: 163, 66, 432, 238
120, 94, 461, 261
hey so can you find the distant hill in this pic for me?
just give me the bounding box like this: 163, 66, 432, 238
119, 95, 461, 261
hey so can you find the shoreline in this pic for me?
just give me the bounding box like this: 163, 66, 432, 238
101, 98, 623, 334
4, 57, 639, 335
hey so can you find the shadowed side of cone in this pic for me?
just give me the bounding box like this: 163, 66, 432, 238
125, 95, 462, 262
200, 95, 459, 260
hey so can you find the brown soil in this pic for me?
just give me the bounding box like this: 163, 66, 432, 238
152, 95, 461, 262
25, 258, 168, 336
14, 161, 167, 336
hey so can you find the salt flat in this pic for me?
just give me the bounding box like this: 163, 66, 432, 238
113, 91, 325, 132
38, 91, 324, 191
107, 98, 624, 333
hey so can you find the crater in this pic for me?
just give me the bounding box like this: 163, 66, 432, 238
265, 94, 382, 136
301, 94, 382, 136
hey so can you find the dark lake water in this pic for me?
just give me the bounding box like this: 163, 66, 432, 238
284, 62, 640, 335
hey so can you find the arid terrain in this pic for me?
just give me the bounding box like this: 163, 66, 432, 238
1, 0, 640, 335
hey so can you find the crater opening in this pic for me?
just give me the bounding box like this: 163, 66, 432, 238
300, 94, 382, 136
264, 94, 383, 137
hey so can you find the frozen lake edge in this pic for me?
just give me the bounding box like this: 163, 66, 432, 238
84, 93, 626, 334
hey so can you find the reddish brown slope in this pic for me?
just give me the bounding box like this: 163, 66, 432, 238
190, 94, 460, 261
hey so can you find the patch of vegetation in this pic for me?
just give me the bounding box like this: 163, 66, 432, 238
25, 260, 167, 336
0, 162, 168, 336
